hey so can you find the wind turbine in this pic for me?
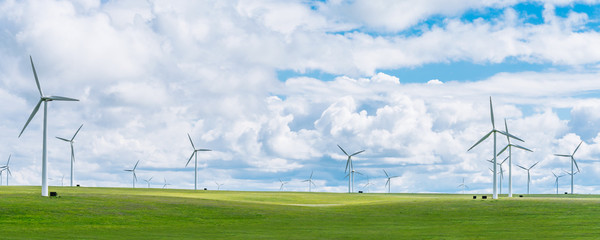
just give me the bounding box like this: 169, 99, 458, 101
18, 56, 79, 197
487, 157, 508, 195
457, 178, 468, 194
279, 178, 288, 191
185, 134, 211, 190
338, 145, 364, 193
162, 178, 171, 189
497, 119, 532, 197
61, 175, 65, 187
302, 171, 316, 192
144, 177, 153, 188
468, 97, 523, 199
552, 171, 565, 195
516, 161, 539, 194
215, 182, 224, 190
362, 175, 372, 193
554, 141, 582, 194
1, 154, 11, 186
56, 124, 83, 187
124, 160, 139, 188
383, 169, 399, 193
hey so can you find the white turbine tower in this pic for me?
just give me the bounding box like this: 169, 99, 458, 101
124, 160, 139, 188
144, 177, 153, 188
468, 97, 523, 199
279, 178, 288, 191
186, 134, 211, 190
1, 155, 11, 186
554, 141, 582, 194
162, 178, 171, 189
19, 56, 79, 197
458, 178, 468, 194
383, 169, 399, 193
338, 145, 364, 193
302, 171, 316, 192
516, 161, 539, 194
552, 171, 565, 195
56, 124, 83, 187
497, 119, 532, 197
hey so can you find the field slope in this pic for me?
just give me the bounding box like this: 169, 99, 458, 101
1, 186, 599, 239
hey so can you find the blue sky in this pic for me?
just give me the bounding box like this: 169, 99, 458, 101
2, 0, 600, 194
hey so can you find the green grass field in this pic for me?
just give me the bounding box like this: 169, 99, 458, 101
1, 186, 599, 239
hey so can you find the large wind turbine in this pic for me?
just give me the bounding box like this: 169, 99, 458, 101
302, 171, 316, 192
383, 169, 399, 193
185, 134, 211, 190
18, 56, 79, 197
516, 161, 539, 194
552, 171, 565, 195
468, 97, 523, 199
124, 160, 139, 188
56, 124, 83, 187
497, 119, 532, 197
554, 141, 582, 194
338, 145, 364, 193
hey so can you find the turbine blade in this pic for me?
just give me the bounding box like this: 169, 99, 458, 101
385, 179, 390, 187
516, 164, 526, 170
7, 154, 10, 165
47, 96, 79, 101
188, 133, 196, 150
309, 171, 314, 179
497, 131, 524, 142
467, 130, 493, 151
133, 160, 139, 170
530, 161, 540, 169
71, 144, 75, 162
501, 156, 509, 165
30, 56, 43, 97
489, 97, 495, 128
554, 154, 571, 157
350, 150, 365, 156
573, 157, 580, 172
337, 145, 349, 156
71, 124, 83, 141
186, 152, 195, 167
344, 157, 350, 173
198, 149, 212, 151
56, 136, 70, 142
573, 141, 583, 155
133, 172, 137, 181
383, 169, 389, 178
503, 119, 510, 142
497, 145, 509, 156
511, 144, 533, 152
19, 99, 43, 137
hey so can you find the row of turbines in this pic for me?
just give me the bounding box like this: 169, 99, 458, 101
467, 97, 587, 199
7, 56, 594, 196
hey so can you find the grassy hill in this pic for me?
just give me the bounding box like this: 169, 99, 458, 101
1, 186, 599, 239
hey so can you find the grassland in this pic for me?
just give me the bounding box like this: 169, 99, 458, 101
1, 186, 600, 239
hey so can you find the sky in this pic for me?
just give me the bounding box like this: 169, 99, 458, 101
2, 0, 600, 194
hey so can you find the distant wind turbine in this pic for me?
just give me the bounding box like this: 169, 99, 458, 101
362, 175, 372, 193
383, 169, 399, 193
279, 178, 288, 191
338, 145, 364, 193
1, 155, 11, 186
56, 124, 83, 187
215, 182, 224, 190
19, 56, 79, 197
487, 157, 508, 195
302, 171, 316, 192
186, 134, 211, 190
61, 175, 65, 187
516, 161, 540, 194
497, 119, 532, 197
124, 160, 139, 188
552, 171, 565, 195
468, 97, 523, 199
554, 141, 582, 194
458, 178, 468, 194
163, 178, 171, 189
144, 177, 153, 188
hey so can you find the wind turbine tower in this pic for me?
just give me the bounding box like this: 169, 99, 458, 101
383, 169, 399, 193
302, 171, 316, 192
124, 160, 139, 188
552, 171, 565, 195
19, 56, 79, 197
186, 134, 211, 190
516, 161, 539, 194
554, 141, 582, 194
56, 124, 83, 187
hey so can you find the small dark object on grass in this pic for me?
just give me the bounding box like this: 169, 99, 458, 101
204, 188, 207, 190
473, 196, 477, 199
50, 192, 58, 197
76, 184, 80, 187
565, 192, 568, 194
482, 196, 487, 199
519, 195, 523, 197
358, 191, 363, 193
